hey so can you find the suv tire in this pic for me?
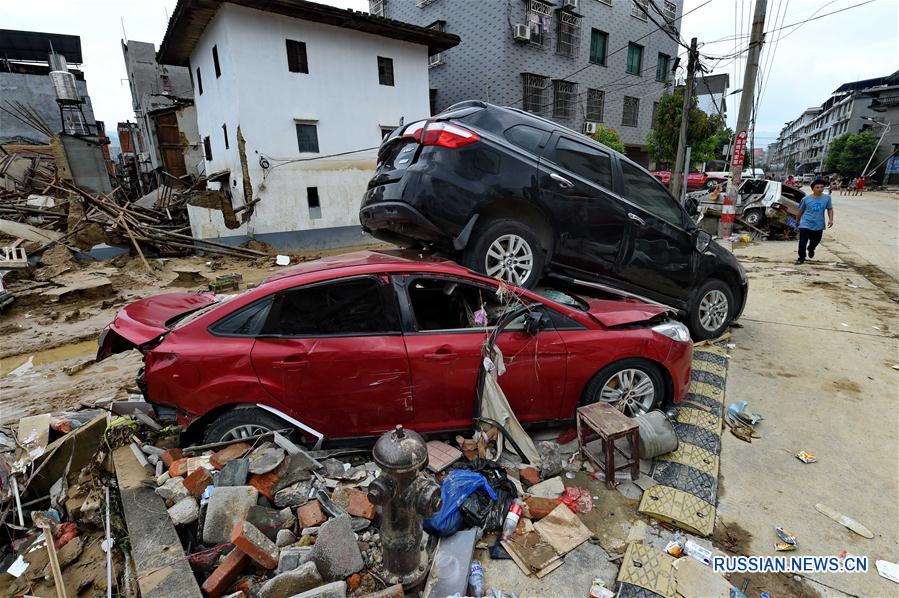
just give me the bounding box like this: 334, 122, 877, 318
689, 279, 734, 340
463, 219, 545, 289
203, 407, 289, 443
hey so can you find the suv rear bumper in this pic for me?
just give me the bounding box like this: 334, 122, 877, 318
360, 200, 450, 246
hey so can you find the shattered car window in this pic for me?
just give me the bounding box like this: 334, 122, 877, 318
532, 287, 588, 311
408, 278, 526, 331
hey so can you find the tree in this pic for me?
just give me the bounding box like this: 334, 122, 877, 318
588, 125, 626, 155
647, 91, 727, 167
825, 132, 879, 175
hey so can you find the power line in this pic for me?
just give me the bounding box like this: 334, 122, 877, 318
709, 0, 878, 44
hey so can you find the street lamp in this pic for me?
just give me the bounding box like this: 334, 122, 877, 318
860, 116, 891, 178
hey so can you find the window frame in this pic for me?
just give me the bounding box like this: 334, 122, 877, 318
212, 45, 221, 78
195, 67, 203, 95
295, 122, 320, 153
656, 53, 670, 82
626, 43, 644, 75
586, 89, 605, 123
222, 123, 229, 150
631, 0, 649, 20
257, 275, 402, 339
555, 10, 580, 58
203, 136, 212, 160
377, 56, 395, 86
286, 39, 309, 74
306, 186, 321, 220
552, 80, 577, 120
589, 29, 608, 66
622, 95, 640, 127
522, 73, 549, 115
619, 160, 686, 227
208, 295, 275, 338
548, 134, 614, 190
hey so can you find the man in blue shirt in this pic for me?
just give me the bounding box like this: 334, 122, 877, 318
795, 179, 834, 264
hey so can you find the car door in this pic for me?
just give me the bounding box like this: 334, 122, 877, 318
538, 134, 629, 279
395, 274, 567, 433
250, 275, 413, 438
616, 160, 695, 303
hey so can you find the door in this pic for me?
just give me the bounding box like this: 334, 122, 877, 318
397, 275, 567, 433
154, 111, 188, 177
616, 161, 695, 302
250, 276, 412, 438
538, 134, 629, 279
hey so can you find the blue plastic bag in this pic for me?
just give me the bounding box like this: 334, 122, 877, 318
423, 470, 497, 537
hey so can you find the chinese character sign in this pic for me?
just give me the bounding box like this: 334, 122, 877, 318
732, 130, 748, 168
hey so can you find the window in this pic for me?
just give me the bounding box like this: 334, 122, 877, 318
522, 73, 548, 115
504, 124, 551, 153
407, 278, 525, 331
203, 136, 212, 160
527, 0, 553, 48
620, 162, 683, 225
210, 297, 274, 336
631, 0, 648, 20
196, 67, 203, 94
286, 39, 309, 73
428, 21, 445, 66
369, 0, 386, 17
656, 53, 670, 82
662, 0, 677, 21
295, 123, 319, 153
586, 89, 604, 122
550, 136, 613, 189
553, 80, 577, 119
652, 101, 659, 125
622, 96, 640, 126
626, 43, 643, 75
589, 29, 608, 65
556, 11, 580, 58
261, 278, 395, 336
307, 186, 321, 219
212, 45, 221, 78
377, 56, 394, 86
429, 89, 438, 115
222, 123, 229, 150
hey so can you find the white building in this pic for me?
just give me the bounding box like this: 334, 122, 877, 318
157, 0, 458, 249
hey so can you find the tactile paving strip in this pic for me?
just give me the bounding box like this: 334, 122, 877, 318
687, 381, 726, 403
691, 359, 728, 379
616, 543, 676, 598
638, 485, 716, 537
692, 350, 729, 366
650, 461, 718, 505
656, 442, 720, 476
671, 422, 722, 455
676, 407, 723, 434
690, 369, 726, 387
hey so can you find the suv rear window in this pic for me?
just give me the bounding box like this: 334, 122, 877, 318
620, 162, 684, 225
551, 136, 613, 189
504, 125, 551, 154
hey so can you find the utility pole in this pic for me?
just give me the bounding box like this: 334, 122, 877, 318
728, 0, 768, 200
670, 37, 698, 202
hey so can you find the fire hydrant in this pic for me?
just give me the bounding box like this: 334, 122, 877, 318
368, 425, 441, 587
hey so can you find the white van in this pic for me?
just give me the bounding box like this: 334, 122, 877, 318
741, 168, 765, 180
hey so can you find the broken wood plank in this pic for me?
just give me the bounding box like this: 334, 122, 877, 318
0, 217, 62, 244
113, 445, 203, 598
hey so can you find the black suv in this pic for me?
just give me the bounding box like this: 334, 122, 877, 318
360, 102, 747, 339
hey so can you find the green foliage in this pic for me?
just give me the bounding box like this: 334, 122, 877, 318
588, 125, 626, 155
825, 132, 879, 175
647, 91, 728, 165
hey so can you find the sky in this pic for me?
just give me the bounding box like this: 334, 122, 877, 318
4, 0, 897, 149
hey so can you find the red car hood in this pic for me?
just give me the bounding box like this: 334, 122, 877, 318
107, 292, 216, 347
583, 298, 670, 327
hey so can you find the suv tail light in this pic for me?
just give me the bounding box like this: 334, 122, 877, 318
403, 121, 479, 149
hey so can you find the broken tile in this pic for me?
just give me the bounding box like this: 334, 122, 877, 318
426, 440, 462, 473
274, 480, 311, 508
278, 546, 313, 573
217, 458, 250, 487
203, 486, 258, 545
249, 446, 286, 475
309, 514, 364, 581
527, 476, 565, 499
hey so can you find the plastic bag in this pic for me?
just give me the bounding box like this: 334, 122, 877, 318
457, 459, 519, 531
560, 487, 593, 513
424, 470, 497, 537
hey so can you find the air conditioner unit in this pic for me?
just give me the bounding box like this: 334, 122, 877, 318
563, 0, 578, 8
428, 53, 443, 67
513, 24, 531, 42
583, 121, 598, 135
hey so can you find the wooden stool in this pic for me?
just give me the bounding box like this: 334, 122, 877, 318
576, 402, 640, 488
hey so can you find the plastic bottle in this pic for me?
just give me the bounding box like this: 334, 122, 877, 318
500, 498, 523, 540
468, 560, 485, 598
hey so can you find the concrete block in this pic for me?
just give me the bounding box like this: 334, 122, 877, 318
276, 529, 297, 547
231, 520, 280, 570
168, 497, 199, 526
201, 548, 250, 598
278, 546, 313, 574
203, 486, 258, 545
289, 581, 347, 598
218, 458, 250, 487
258, 561, 322, 598
156, 476, 189, 503
309, 515, 364, 582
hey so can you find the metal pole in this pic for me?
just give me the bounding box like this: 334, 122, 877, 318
670, 37, 698, 202
861, 122, 890, 177
727, 0, 768, 201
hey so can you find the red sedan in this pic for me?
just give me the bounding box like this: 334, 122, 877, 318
98, 251, 692, 444
651, 171, 726, 190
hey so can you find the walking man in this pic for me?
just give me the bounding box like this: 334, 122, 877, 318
795, 179, 834, 264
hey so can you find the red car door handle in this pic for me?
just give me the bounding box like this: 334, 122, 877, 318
423, 352, 457, 362
272, 356, 309, 369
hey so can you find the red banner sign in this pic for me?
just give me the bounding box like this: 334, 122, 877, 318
732, 130, 748, 168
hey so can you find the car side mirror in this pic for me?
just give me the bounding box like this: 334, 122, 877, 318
523, 311, 546, 335
694, 229, 713, 253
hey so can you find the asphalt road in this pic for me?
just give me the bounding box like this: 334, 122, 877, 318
718, 191, 899, 597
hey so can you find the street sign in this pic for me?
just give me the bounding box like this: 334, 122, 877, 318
886, 155, 899, 175
732, 130, 748, 168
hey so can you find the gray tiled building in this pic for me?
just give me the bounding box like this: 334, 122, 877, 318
373, 0, 682, 165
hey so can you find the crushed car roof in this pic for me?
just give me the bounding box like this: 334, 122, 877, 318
263, 250, 470, 283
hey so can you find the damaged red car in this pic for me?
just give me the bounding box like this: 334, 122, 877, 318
97, 251, 692, 445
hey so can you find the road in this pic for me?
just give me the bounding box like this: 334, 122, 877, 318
718, 191, 899, 596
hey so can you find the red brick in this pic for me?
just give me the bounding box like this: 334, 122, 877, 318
248, 472, 280, 501
201, 548, 250, 598
345, 488, 376, 520
296, 500, 327, 528
161, 448, 183, 468
347, 573, 363, 591
227, 578, 253, 596
183, 467, 213, 497
231, 520, 279, 570
519, 466, 541, 487
169, 457, 188, 478
525, 496, 561, 520
210, 442, 251, 469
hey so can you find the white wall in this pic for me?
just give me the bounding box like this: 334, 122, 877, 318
187, 4, 432, 242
